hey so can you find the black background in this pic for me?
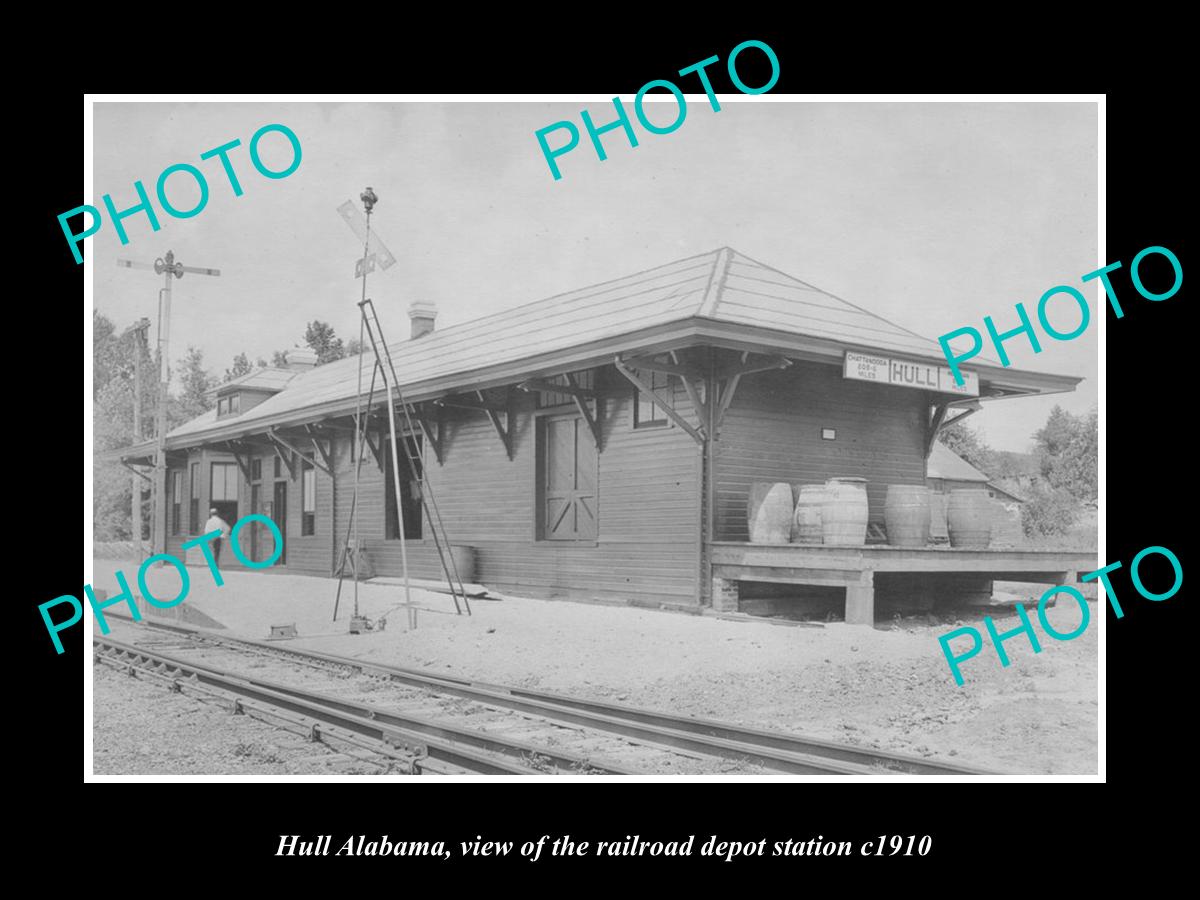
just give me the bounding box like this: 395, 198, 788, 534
22, 24, 1187, 884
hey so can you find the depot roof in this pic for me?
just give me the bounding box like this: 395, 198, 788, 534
148, 247, 1083, 451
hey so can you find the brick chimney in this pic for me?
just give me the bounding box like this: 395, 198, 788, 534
284, 346, 319, 371
408, 300, 437, 340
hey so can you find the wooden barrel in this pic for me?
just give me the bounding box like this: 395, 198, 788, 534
450, 544, 477, 582
947, 489, 993, 548
791, 485, 826, 544
885, 484, 931, 547
821, 477, 869, 546
747, 482, 793, 543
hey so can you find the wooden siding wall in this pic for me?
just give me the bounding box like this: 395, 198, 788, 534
164, 446, 335, 575
714, 360, 929, 540
325, 382, 703, 606
166, 376, 704, 605
164, 449, 261, 572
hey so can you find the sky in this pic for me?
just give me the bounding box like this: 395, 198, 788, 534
91, 99, 1098, 452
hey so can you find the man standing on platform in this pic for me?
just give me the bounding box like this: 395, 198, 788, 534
204, 508, 232, 564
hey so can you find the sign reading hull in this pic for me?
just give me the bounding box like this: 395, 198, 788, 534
843, 351, 980, 397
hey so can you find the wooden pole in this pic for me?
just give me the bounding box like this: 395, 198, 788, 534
153, 273, 171, 559
131, 321, 147, 560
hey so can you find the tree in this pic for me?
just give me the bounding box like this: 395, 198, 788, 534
271, 350, 289, 368
1033, 406, 1097, 503
304, 320, 345, 365
1021, 484, 1079, 537
255, 356, 268, 368
224, 352, 253, 382
345, 337, 364, 357
939, 419, 993, 472
93, 310, 146, 398
177, 346, 213, 420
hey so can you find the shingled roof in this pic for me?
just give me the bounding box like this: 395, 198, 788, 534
161, 247, 1073, 447
927, 442, 990, 482
204, 366, 297, 397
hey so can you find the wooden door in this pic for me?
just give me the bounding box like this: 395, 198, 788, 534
544, 415, 597, 540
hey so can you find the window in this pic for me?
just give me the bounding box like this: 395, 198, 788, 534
210, 461, 239, 524
538, 414, 598, 541
170, 470, 182, 535
384, 435, 423, 540
634, 370, 671, 428
189, 462, 200, 532
301, 457, 316, 536
216, 394, 241, 417
250, 458, 262, 481
273, 456, 281, 479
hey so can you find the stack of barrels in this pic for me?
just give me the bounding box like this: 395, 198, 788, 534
747, 477, 870, 546
745, 479, 993, 549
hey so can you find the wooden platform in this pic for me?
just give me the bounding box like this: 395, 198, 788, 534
709, 542, 1099, 626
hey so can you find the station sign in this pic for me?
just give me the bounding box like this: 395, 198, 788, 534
843, 351, 980, 397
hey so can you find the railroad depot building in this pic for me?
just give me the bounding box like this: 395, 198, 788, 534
119, 248, 1091, 624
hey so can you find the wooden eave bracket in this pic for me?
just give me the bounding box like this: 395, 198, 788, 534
518, 377, 599, 399
715, 352, 792, 381
120, 460, 153, 483
710, 352, 792, 437
669, 351, 709, 426
364, 428, 385, 472
926, 400, 982, 457
518, 374, 604, 451
434, 391, 513, 460
566, 372, 604, 451
266, 429, 299, 480
410, 403, 444, 465
614, 355, 705, 445
269, 427, 331, 478
304, 425, 334, 474
482, 390, 514, 460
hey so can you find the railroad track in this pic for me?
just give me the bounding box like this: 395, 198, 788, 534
96, 614, 993, 776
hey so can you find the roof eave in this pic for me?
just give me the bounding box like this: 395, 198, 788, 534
160, 317, 1084, 450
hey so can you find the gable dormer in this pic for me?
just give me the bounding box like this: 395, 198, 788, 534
208, 366, 300, 419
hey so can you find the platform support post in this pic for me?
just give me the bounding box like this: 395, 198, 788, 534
712, 575, 740, 613
845, 571, 876, 627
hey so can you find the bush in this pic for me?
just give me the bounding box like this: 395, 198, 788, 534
1021, 486, 1080, 537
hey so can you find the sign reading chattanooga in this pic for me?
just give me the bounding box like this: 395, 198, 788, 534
843, 352, 979, 397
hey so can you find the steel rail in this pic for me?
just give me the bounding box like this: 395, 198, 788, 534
97, 646, 424, 773
101, 616, 986, 774
95, 636, 630, 776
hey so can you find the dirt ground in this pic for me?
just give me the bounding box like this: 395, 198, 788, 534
88, 558, 1098, 775
92, 661, 401, 775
